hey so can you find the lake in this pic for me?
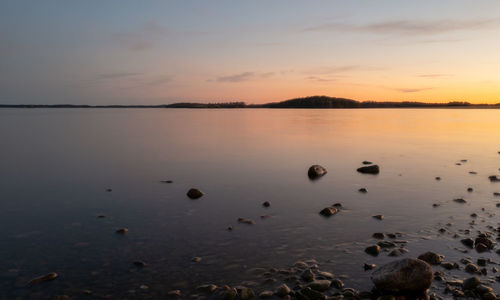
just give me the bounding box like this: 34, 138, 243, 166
1, 108, 499, 299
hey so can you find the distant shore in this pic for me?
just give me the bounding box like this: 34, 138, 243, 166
1, 96, 500, 109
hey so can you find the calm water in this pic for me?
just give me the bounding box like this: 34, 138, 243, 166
1, 108, 500, 299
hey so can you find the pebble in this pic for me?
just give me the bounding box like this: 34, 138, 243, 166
115, 228, 128, 234
372, 214, 384, 220
359, 188, 368, 193
364, 263, 376, 270
365, 245, 381, 256
28, 272, 58, 285
275, 284, 291, 297
262, 201, 270, 207
191, 257, 201, 263
187, 188, 204, 199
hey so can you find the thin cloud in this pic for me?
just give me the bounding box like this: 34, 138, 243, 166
111, 21, 168, 51
147, 75, 173, 86
304, 19, 500, 36
416, 74, 451, 78
391, 87, 434, 93
212, 72, 275, 83
99, 72, 142, 79
304, 65, 381, 75
306, 76, 337, 83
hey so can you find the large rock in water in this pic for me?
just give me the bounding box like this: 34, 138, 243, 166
371, 258, 433, 294
357, 165, 380, 174
187, 188, 204, 199
308, 165, 327, 179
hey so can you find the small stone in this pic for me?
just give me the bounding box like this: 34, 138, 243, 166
372, 233, 385, 239
115, 228, 128, 234
300, 269, 315, 282
316, 271, 333, 279
319, 207, 339, 217
462, 277, 480, 290
365, 245, 381, 256
227, 226, 233, 231
465, 263, 479, 273
359, 188, 368, 193
276, 284, 291, 297
331, 279, 344, 289
238, 218, 255, 225
168, 290, 181, 298
477, 258, 487, 266
192, 257, 201, 262
299, 287, 325, 300
357, 165, 380, 174
187, 188, 204, 199
364, 263, 376, 270
453, 198, 467, 203
476, 243, 489, 252
489, 175, 500, 182
133, 261, 146, 267
97, 215, 106, 218
307, 280, 331, 291
222, 288, 238, 300
432, 203, 440, 207
461, 238, 474, 248
378, 241, 396, 248
467, 187, 474, 192
197, 284, 217, 293
139, 285, 149, 290
372, 215, 384, 220
240, 287, 255, 300
259, 291, 273, 298
483, 292, 496, 300
106, 188, 112, 192
418, 252, 443, 265
332, 203, 342, 208
308, 165, 327, 179
28, 272, 58, 285
435, 177, 441, 181
160, 180, 173, 183
362, 161, 373, 165
441, 262, 454, 270
388, 248, 408, 257
262, 201, 270, 207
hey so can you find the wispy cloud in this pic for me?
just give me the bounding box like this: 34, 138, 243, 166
391, 87, 434, 93
416, 74, 451, 79
304, 19, 500, 36
304, 65, 381, 75
99, 72, 142, 79
211, 72, 275, 83
305, 76, 337, 83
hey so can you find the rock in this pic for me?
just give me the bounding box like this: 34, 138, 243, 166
371, 258, 433, 294
435, 177, 441, 181
276, 284, 291, 297
301, 269, 315, 282
388, 248, 408, 257
418, 252, 443, 265
489, 175, 500, 182
259, 291, 273, 298
97, 215, 106, 218
372, 214, 384, 220
494, 192, 500, 196
307, 280, 331, 291
377, 241, 396, 248
115, 228, 128, 234
240, 287, 255, 299
331, 279, 344, 289
477, 258, 487, 266
467, 187, 474, 192
453, 198, 467, 203
319, 207, 339, 217
357, 165, 380, 174
168, 290, 181, 297
308, 165, 327, 179
238, 218, 255, 225
372, 232, 385, 239
28, 272, 58, 285
462, 276, 480, 290
441, 262, 454, 270
316, 271, 333, 279
332, 203, 342, 208
364, 263, 376, 271
475, 236, 494, 249
482, 292, 496, 300
106, 188, 112, 192
461, 238, 474, 248
299, 287, 326, 300
359, 188, 368, 193
476, 284, 492, 294
469, 171, 478, 174
192, 257, 201, 262
432, 203, 440, 207
160, 180, 173, 183
362, 161, 373, 165
227, 226, 233, 231
365, 245, 381, 256
222, 288, 238, 300
465, 263, 479, 273
262, 201, 270, 207
187, 188, 204, 199
133, 261, 146, 267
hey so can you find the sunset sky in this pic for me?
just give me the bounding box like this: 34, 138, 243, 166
2, 1, 500, 104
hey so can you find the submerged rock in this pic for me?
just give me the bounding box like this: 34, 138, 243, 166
371, 258, 433, 294
357, 165, 380, 174
319, 207, 339, 217
187, 188, 204, 199
418, 252, 443, 265
365, 245, 381, 256
489, 175, 500, 182
372, 232, 385, 239
388, 248, 408, 257
115, 228, 128, 234
28, 272, 58, 285
308, 165, 327, 180
462, 277, 480, 290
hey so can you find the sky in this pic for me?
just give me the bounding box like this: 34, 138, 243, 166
1, 0, 500, 104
